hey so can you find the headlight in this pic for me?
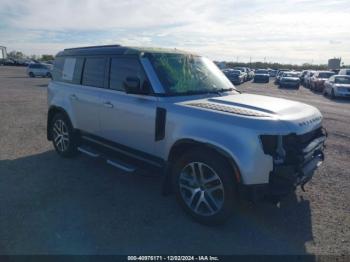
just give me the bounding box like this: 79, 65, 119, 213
260, 135, 278, 155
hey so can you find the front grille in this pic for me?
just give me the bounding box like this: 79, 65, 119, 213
283, 127, 325, 164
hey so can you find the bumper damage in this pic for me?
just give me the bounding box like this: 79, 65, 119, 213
240, 127, 326, 202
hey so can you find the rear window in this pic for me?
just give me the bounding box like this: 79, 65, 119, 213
335, 76, 350, 84
318, 72, 334, 78
30, 64, 46, 69
52, 57, 84, 84
82, 57, 106, 88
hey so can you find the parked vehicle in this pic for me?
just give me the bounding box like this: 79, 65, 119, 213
233, 67, 248, 81
304, 71, 316, 88
253, 69, 270, 83
310, 71, 335, 92
324, 75, 350, 98
48, 45, 326, 225
338, 68, 350, 76
246, 68, 255, 80
275, 69, 289, 84
27, 63, 52, 78
268, 69, 277, 77
279, 72, 301, 89
223, 69, 244, 85
300, 70, 309, 85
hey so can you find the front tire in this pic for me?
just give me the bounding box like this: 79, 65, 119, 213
172, 148, 237, 225
331, 88, 336, 99
51, 113, 78, 157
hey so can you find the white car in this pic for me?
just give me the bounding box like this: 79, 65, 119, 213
27, 63, 52, 78
47, 45, 326, 225
324, 75, 350, 98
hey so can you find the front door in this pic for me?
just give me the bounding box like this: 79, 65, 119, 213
99, 56, 158, 156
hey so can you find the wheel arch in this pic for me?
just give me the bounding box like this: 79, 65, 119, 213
47, 106, 73, 141
167, 139, 242, 184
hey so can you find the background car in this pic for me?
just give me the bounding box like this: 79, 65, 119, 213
233, 67, 248, 81
300, 70, 309, 85
304, 70, 316, 88
310, 71, 335, 92
339, 68, 350, 76
268, 69, 277, 77
223, 69, 245, 84
279, 71, 301, 89
324, 75, 350, 98
253, 69, 269, 83
246, 68, 255, 80
26, 63, 52, 78
274, 69, 290, 84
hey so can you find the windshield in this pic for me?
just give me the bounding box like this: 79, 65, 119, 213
256, 70, 268, 74
148, 53, 234, 95
335, 76, 350, 84
283, 72, 299, 77
224, 70, 241, 75
318, 72, 334, 78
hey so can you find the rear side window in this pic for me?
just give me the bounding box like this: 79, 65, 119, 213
109, 57, 150, 92
52, 58, 65, 81
82, 57, 106, 88
52, 57, 84, 84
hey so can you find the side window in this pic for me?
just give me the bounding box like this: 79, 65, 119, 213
82, 57, 106, 88
52, 57, 65, 81
52, 57, 84, 84
109, 57, 151, 93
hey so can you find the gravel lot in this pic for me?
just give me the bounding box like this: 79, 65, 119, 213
0, 66, 349, 255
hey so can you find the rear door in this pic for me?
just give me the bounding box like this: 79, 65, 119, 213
69, 56, 106, 134
98, 56, 158, 156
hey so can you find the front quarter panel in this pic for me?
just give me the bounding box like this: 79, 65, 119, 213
158, 105, 275, 185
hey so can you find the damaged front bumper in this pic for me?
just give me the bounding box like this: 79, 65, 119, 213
240, 127, 327, 202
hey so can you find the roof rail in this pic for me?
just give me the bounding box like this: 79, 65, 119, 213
64, 44, 121, 51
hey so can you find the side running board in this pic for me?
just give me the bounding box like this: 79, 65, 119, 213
77, 146, 136, 173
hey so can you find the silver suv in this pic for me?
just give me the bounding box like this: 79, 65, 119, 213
47, 45, 326, 225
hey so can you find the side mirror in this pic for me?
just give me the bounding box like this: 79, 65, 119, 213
124, 77, 141, 94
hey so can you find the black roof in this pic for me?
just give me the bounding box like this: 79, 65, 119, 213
57, 45, 191, 57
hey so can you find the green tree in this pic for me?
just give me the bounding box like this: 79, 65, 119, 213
40, 54, 54, 61
7, 51, 25, 59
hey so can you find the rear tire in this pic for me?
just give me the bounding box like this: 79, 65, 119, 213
172, 148, 237, 225
50, 113, 78, 158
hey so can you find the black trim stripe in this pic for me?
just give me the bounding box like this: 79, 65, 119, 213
155, 107, 166, 141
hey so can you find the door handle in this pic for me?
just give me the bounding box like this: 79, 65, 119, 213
103, 101, 114, 108
70, 94, 78, 100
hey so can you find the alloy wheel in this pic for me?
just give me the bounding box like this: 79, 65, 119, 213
52, 119, 70, 152
179, 162, 225, 216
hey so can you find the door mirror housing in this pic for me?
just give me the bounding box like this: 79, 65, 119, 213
124, 77, 142, 94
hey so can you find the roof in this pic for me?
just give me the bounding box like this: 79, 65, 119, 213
57, 45, 192, 57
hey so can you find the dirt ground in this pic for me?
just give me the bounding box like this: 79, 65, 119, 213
0, 66, 349, 255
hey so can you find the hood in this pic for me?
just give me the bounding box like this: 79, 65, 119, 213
182, 93, 322, 133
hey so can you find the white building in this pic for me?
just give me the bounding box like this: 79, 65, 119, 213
0, 46, 7, 62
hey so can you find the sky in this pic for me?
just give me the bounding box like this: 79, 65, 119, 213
0, 0, 349, 64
